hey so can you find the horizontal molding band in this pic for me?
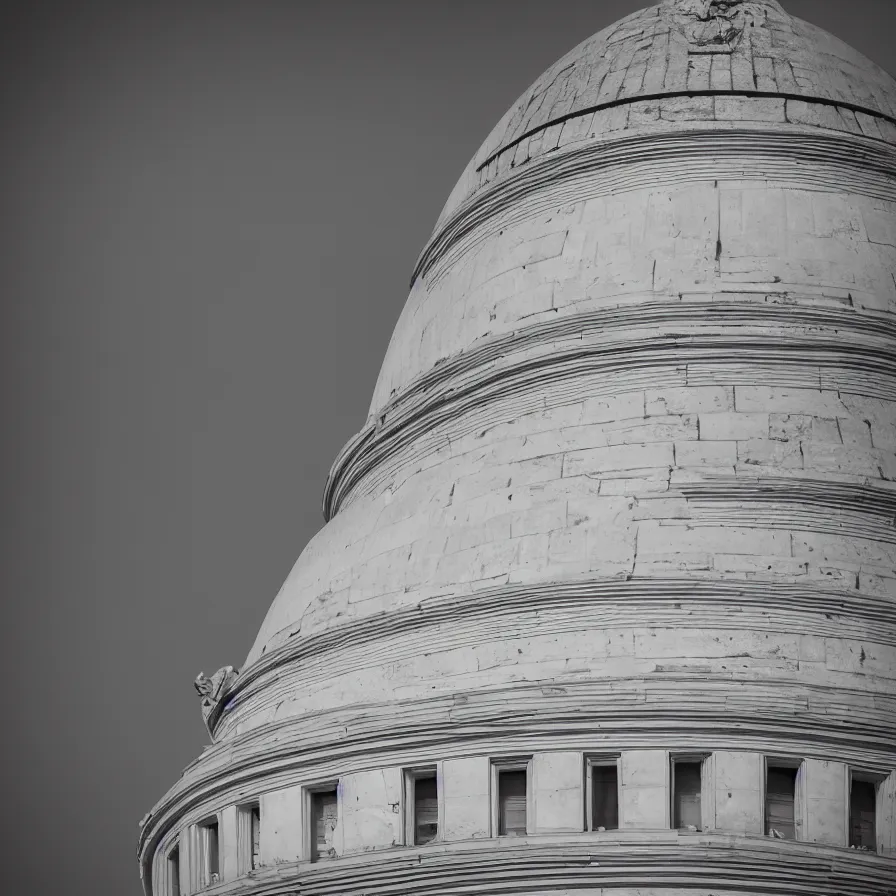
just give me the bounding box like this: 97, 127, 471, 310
188, 837, 896, 896
412, 128, 896, 288
145, 822, 896, 896
227, 575, 896, 731
475, 90, 896, 173
325, 309, 896, 517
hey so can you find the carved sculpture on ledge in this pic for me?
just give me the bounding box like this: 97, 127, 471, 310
193, 666, 240, 739
669, 0, 762, 53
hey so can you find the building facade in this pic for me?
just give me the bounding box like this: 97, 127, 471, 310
139, 2, 896, 894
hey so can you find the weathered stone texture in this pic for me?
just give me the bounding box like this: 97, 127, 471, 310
140, 2, 896, 894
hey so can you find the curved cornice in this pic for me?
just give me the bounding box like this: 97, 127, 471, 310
224, 576, 896, 736
324, 305, 896, 519
152, 835, 896, 896
411, 125, 896, 289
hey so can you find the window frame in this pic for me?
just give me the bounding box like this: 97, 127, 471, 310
848, 768, 885, 853
584, 754, 621, 832
304, 781, 340, 863
194, 814, 221, 889
669, 753, 709, 831
762, 756, 803, 841
165, 840, 181, 896
236, 800, 261, 874
403, 765, 440, 846
491, 757, 533, 838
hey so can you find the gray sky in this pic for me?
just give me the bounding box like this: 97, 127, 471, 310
1, 2, 893, 894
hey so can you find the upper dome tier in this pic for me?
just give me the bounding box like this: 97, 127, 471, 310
365, 0, 896, 421
436, 0, 896, 227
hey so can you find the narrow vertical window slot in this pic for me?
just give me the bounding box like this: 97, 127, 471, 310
237, 801, 261, 874
850, 774, 878, 851
310, 786, 339, 862
672, 759, 703, 830
765, 763, 798, 840
250, 805, 261, 870
167, 843, 180, 896
413, 774, 439, 844
498, 768, 528, 836
198, 818, 220, 886
586, 757, 619, 831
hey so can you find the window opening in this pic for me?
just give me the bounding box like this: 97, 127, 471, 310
167, 843, 180, 896
198, 818, 220, 886
850, 775, 877, 851
498, 768, 528, 836
765, 765, 798, 840
310, 787, 338, 861
586, 759, 619, 831
410, 772, 438, 845
672, 760, 703, 830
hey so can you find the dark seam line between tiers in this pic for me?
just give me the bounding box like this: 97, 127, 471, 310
474, 90, 896, 173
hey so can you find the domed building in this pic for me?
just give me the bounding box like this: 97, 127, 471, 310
139, 1, 896, 894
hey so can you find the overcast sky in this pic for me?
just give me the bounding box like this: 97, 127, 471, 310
1, 2, 893, 894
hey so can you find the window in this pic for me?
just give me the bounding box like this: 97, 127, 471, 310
586, 756, 619, 831
492, 759, 531, 837
765, 761, 800, 840
849, 772, 879, 851
308, 785, 339, 862
237, 802, 261, 873
167, 843, 180, 896
671, 758, 703, 830
404, 768, 439, 845
197, 817, 220, 887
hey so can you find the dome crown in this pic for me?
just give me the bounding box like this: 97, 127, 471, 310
433, 0, 896, 228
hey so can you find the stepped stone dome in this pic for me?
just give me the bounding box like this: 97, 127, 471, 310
140, 2, 896, 895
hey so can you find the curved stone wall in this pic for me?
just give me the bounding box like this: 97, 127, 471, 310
139, 2, 896, 894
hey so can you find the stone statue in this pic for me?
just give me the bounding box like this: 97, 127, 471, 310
669, 0, 758, 53
193, 665, 240, 739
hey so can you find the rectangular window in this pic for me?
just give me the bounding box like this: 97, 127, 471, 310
671, 759, 703, 830
197, 818, 220, 887
765, 763, 798, 840
586, 757, 619, 831
849, 773, 878, 851
250, 805, 261, 869
310, 786, 339, 862
494, 761, 530, 836
237, 802, 261, 873
404, 768, 439, 845
167, 843, 180, 896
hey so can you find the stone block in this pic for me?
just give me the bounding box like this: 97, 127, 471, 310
532, 752, 585, 833
646, 386, 733, 416
735, 387, 845, 416
710, 752, 762, 834
637, 522, 791, 558
699, 412, 768, 441
675, 440, 737, 467
563, 442, 674, 478
716, 96, 786, 122
442, 757, 490, 841
260, 785, 305, 865
340, 768, 402, 854
620, 750, 667, 828
803, 759, 847, 846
